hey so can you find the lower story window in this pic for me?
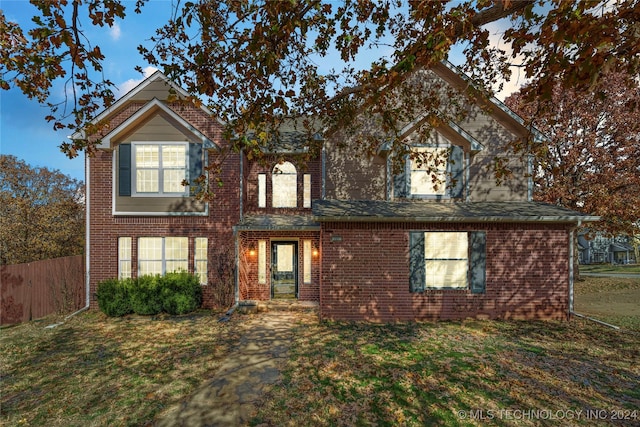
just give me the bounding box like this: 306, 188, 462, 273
138, 237, 188, 276
410, 231, 486, 293
194, 237, 208, 285
118, 237, 132, 279
425, 232, 468, 289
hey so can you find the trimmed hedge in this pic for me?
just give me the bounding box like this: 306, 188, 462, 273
96, 272, 202, 317
96, 278, 133, 317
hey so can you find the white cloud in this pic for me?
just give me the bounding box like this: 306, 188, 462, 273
484, 21, 530, 101
116, 66, 159, 96
109, 23, 122, 41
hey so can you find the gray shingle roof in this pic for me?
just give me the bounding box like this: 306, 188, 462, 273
312, 200, 600, 223
236, 214, 320, 231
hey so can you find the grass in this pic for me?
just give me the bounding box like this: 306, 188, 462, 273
250, 319, 639, 426
0, 310, 244, 427
574, 276, 640, 331
580, 264, 640, 274
2, 276, 639, 426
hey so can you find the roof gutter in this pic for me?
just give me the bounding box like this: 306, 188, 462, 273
313, 215, 601, 224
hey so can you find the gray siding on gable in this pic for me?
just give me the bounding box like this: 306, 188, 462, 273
114, 114, 192, 143
113, 115, 206, 214
461, 109, 528, 201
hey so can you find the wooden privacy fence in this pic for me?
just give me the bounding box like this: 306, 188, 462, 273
1, 255, 85, 325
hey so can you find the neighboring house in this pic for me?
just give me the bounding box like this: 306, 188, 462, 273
79, 63, 598, 322
578, 233, 638, 264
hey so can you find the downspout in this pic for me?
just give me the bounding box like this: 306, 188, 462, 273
220, 151, 242, 322
236, 150, 243, 306
568, 226, 575, 319
321, 145, 326, 199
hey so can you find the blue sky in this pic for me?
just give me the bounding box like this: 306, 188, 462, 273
0, 1, 522, 183
1, 1, 175, 182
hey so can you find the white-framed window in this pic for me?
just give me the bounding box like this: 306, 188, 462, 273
424, 232, 468, 289
258, 240, 267, 284
410, 147, 448, 196
138, 237, 188, 276
272, 162, 297, 207
258, 173, 266, 208
118, 237, 132, 279
303, 174, 311, 208
303, 240, 312, 283
133, 143, 188, 196
194, 237, 208, 285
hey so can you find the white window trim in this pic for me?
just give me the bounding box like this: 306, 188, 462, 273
272, 162, 297, 208
138, 237, 189, 276
118, 237, 132, 280
194, 237, 208, 285
131, 141, 189, 197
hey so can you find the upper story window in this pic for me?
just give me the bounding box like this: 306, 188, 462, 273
118, 142, 203, 199
410, 147, 448, 196
133, 143, 188, 196
272, 162, 297, 207
394, 144, 464, 200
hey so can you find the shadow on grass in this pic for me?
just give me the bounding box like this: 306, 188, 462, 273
0, 311, 241, 426
253, 318, 639, 427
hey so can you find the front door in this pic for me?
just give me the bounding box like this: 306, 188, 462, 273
271, 242, 297, 299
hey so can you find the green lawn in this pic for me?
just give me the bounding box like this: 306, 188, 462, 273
580, 264, 640, 274
2, 277, 639, 427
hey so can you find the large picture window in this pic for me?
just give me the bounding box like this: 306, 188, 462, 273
133, 143, 188, 196
138, 237, 188, 276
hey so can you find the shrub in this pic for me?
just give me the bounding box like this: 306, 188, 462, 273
129, 275, 163, 315
97, 273, 203, 317
161, 271, 203, 315
96, 278, 132, 317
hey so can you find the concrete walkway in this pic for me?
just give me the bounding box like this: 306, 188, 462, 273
582, 272, 640, 279
154, 312, 304, 427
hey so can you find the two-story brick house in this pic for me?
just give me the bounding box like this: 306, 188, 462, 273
81, 63, 598, 322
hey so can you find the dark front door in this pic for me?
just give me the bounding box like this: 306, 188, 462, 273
271, 241, 297, 299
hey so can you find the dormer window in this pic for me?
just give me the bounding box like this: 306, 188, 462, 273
394, 144, 465, 200
410, 147, 448, 196
272, 162, 297, 207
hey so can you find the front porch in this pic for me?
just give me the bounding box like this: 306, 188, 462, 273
237, 299, 320, 314
235, 214, 321, 302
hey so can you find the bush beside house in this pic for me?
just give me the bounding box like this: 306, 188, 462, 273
96, 272, 202, 317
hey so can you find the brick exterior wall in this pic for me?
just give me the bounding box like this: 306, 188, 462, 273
319, 222, 572, 322
243, 154, 322, 215
87, 100, 240, 309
